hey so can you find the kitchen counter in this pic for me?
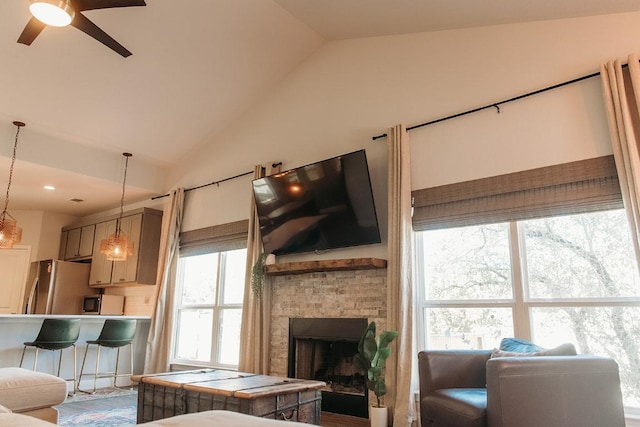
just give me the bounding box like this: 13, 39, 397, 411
0, 315, 150, 391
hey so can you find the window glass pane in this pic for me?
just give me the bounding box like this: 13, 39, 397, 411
222, 249, 247, 304
181, 253, 218, 304
175, 309, 213, 361
425, 307, 513, 350
218, 309, 243, 365
531, 306, 640, 408
522, 211, 640, 299
420, 224, 512, 300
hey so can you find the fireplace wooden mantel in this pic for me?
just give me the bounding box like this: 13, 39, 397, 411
264, 257, 387, 276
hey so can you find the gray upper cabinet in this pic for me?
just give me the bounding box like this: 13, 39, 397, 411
62, 207, 163, 288
62, 224, 95, 260
88, 208, 163, 287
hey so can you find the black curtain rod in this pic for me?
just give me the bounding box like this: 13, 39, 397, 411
151, 162, 282, 200
371, 65, 626, 141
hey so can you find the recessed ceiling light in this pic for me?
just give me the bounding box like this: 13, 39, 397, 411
44, 185, 55, 190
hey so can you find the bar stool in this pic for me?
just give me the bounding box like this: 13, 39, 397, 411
77, 319, 137, 393
19, 318, 81, 392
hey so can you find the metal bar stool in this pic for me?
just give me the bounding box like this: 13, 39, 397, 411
77, 319, 137, 393
19, 318, 81, 393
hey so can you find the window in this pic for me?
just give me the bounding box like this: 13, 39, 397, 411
415, 209, 640, 409
173, 248, 247, 368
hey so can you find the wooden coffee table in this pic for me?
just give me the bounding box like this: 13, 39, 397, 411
132, 369, 325, 424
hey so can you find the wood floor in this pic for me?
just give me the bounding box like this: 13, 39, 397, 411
321, 411, 370, 426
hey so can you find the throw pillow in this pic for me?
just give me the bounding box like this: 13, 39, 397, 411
536, 342, 577, 356
499, 337, 544, 353
491, 343, 578, 358
490, 348, 540, 358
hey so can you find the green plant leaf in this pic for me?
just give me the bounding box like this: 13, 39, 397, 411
353, 353, 369, 372
362, 332, 377, 361
377, 347, 392, 362
373, 379, 387, 398
378, 330, 399, 348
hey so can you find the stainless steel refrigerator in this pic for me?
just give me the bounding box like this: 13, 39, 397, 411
25, 259, 92, 315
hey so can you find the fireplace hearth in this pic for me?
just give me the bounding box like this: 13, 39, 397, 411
288, 317, 368, 418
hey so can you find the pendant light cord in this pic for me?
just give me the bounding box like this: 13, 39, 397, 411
120, 155, 129, 219
116, 153, 132, 237
2, 123, 24, 220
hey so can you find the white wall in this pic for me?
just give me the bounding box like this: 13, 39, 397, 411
170, 11, 640, 262
12, 210, 78, 261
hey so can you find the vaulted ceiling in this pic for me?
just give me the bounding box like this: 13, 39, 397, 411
1, 0, 640, 216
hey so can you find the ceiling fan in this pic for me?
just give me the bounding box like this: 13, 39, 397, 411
17, 0, 146, 57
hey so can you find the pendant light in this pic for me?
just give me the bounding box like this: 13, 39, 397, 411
0, 121, 25, 249
29, 0, 75, 27
100, 152, 134, 261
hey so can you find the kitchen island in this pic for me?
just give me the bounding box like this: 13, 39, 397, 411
0, 315, 150, 392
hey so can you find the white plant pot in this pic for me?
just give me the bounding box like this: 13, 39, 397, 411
370, 406, 388, 427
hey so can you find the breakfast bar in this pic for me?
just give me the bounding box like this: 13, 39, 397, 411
0, 314, 150, 391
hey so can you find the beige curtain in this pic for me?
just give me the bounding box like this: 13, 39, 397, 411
601, 54, 640, 266
238, 165, 272, 374
144, 188, 185, 373
387, 125, 417, 426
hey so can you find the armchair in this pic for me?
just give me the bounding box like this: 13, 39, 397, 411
418, 350, 625, 427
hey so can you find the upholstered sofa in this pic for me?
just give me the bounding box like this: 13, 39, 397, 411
418, 347, 626, 427
0, 368, 67, 423
0, 406, 312, 426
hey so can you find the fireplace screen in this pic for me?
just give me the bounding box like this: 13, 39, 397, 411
288, 318, 368, 418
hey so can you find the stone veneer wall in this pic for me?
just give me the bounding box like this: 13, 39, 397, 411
268, 268, 387, 377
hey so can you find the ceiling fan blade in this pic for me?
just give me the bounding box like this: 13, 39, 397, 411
71, 12, 132, 57
17, 17, 47, 46
74, 0, 146, 12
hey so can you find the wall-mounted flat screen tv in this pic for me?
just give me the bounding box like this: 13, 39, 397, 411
252, 149, 381, 256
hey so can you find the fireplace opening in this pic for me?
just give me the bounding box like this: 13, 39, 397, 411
288, 317, 368, 418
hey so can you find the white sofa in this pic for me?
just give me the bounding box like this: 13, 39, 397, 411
0, 368, 67, 423
0, 407, 313, 426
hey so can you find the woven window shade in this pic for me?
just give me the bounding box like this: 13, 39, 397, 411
179, 219, 249, 256
412, 155, 622, 231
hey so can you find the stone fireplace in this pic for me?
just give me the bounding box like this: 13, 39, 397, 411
267, 258, 387, 417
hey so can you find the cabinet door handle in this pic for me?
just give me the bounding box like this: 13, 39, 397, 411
119, 278, 126, 282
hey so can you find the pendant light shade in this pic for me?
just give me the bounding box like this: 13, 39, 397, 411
0, 121, 25, 249
29, 0, 75, 27
100, 153, 134, 261
100, 231, 133, 261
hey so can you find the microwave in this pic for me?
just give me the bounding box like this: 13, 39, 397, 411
82, 294, 125, 315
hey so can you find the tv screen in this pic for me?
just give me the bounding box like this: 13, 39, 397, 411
252, 149, 381, 256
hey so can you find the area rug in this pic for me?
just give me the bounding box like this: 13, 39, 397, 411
57, 390, 137, 427
58, 403, 136, 427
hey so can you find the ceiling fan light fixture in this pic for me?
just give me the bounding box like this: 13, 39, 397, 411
29, 0, 75, 27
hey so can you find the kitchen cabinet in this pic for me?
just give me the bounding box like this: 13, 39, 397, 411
89, 220, 117, 286
89, 208, 162, 287
63, 225, 95, 260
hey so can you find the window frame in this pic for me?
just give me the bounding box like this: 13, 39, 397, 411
415, 212, 640, 413
171, 220, 249, 370
171, 250, 246, 369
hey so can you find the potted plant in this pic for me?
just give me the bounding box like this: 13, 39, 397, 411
250, 253, 269, 296
354, 321, 398, 427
